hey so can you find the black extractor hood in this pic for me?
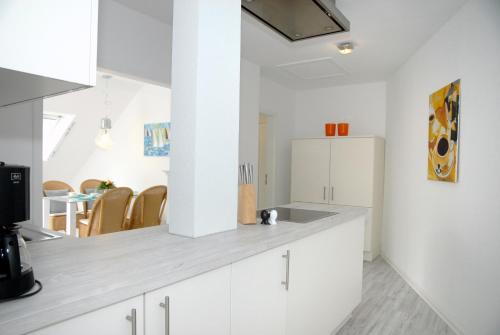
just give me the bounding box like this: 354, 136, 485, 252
241, 0, 350, 42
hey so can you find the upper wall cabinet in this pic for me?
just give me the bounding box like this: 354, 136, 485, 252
0, 0, 98, 107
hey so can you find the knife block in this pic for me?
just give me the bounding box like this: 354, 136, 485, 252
238, 184, 256, 225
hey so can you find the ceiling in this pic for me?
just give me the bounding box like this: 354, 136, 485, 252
113, 0, 467, 90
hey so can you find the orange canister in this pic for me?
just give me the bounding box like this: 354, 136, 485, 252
325, 123, 336, 136
338, 123, 349, 136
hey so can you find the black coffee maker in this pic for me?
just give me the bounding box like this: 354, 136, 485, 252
0, 162, 36, 300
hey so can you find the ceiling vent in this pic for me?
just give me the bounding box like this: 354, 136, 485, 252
277, 58, 347, 80
241, 0, 350, 42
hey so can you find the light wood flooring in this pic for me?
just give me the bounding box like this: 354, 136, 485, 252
337, 258, 455, 335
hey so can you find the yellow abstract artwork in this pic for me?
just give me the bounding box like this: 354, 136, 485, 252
428, 79, 460, 182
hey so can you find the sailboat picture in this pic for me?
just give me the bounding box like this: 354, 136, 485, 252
144, 122, 170, 156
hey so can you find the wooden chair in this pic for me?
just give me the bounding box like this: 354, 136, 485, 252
80, 179, 103, 218
127, 186, 167, 230
78, 187, 133, 237
43, 180, 78, 232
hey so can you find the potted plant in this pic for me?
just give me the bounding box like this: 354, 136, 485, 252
97, 180, 116, 193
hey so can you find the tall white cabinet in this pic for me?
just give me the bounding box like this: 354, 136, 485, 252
291, 136, 385, 261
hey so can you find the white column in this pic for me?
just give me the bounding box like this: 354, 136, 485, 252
168, 0, 241, 237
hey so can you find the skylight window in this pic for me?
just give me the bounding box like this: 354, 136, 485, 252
43, 112, 75, 161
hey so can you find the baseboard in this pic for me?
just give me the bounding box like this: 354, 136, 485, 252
381, 254, 464, 335
331, 313, 352, 335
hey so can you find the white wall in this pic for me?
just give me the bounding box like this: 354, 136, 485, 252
44, 75, 170, 193
383, 1, 500, 334
260, 77, 296, 206
0, 101, 43, 227
98, 0, 172, 86
239, 59, 261, 183
294, 82, 386, 138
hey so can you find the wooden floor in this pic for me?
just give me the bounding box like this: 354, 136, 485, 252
337, 258, 455, 335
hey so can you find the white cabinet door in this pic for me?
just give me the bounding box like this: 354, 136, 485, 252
231, 246, 289, 335
286, 217, 364, 335
0, 0, 98, 85
145, 266, 231, 335
29, 296, 144, 335
291, 139, 331, 204
330, 138, 375, 207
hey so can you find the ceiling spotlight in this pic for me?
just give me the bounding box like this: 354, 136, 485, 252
337, 42, 354, 55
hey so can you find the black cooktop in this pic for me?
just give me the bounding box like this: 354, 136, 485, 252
258, 207, 337, 224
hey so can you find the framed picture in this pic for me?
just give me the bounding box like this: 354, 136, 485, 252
428, 79, 460, 182
144, 122, 170, 157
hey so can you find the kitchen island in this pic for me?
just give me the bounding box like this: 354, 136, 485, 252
0, 203, 366, 335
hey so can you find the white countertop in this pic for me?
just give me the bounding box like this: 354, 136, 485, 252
0, 203, 367, 335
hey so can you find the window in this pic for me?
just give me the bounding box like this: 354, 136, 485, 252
43, 112, 75, 161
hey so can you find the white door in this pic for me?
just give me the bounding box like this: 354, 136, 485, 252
286, 218, 365, 335
231, 245, 289, 335
145, 266, 231, 335
257, 114, 275, 209
291, 139, 331, 204
330, 138, 375, 207
29, 296, 144, 335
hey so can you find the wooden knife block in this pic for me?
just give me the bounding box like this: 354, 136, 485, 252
238, 184, 256, 225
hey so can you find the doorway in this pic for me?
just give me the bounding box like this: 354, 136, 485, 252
257, 113, 275, 209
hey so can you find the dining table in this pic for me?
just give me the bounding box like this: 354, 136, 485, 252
42, 192, 137, 237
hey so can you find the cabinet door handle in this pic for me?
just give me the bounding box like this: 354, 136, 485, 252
159, 296, 170, 335
331, 186, 334, 201
323, 186, 326, 200
281, 250, 290, 290
126, 308, 137, 335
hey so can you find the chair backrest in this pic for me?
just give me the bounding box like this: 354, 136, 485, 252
43, 180, 74, 194
80, 179, 103, 194
129, 186, 167, 230
84, 187, 133, 237
80, 179, 103, 214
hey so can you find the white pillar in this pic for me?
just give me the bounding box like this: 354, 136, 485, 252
168, 0, 241, 237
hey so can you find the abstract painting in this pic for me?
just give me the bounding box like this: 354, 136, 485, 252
428, 79, 460, 182
144, 122, 170, 157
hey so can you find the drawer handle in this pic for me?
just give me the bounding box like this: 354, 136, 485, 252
159, 296, 170, 335
323, 186, 326, 200
281, 250, 290, 290
126, 308, 137, 335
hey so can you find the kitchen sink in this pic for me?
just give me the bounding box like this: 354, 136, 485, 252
20, 224, 63, 243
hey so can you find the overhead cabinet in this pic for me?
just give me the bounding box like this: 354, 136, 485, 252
291, 137, 385, 260
0, 0, 98, 107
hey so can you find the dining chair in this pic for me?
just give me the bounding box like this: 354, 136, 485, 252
78, 187, 133, 237
42, 180, 83, 232
127, 185, 167, 230
79, 179, 103, 218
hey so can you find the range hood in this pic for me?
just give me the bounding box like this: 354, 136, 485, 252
241, 0, 350, 42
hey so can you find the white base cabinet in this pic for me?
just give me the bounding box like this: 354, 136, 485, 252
231, 245, 289, 335
29, 296, 144, 335
145, 265, 231, 335
286, 216, 364, 335
27, 219, 363, 335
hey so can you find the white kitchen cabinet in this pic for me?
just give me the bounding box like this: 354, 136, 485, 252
290, 139, 331, 204
145, 265, 231, 335
286, 217, 364, 335
28, 295, 144, 335
330, 138, 375, 207
291, 137, 385, 261
0, 0, 98, 85
0, 0, 98, 107
230, 245, 289, 335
